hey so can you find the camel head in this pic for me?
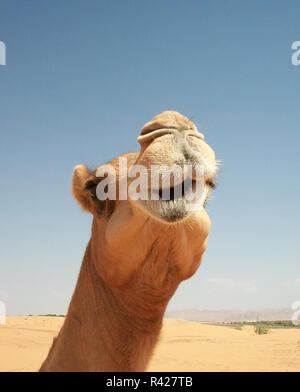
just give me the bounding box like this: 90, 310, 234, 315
72, 111, 217, 226
71, 111, 218, 295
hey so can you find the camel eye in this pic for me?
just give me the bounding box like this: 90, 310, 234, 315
206, 179, 216, 190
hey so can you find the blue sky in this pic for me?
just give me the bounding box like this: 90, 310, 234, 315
0, 0, 299, 315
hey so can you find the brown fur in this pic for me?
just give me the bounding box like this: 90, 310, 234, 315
39, 111, 217, 372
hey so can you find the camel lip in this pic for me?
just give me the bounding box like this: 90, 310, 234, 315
159, 209, 189, 223
134, 197, 191, 224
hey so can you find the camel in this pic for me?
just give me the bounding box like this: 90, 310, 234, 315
39, 110, 218, 372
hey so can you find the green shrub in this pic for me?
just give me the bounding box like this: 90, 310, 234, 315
254, 324, 270, 335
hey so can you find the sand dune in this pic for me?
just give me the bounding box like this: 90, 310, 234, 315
0, 316, 299, 372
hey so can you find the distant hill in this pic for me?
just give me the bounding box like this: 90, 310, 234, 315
165, 308, 293, 322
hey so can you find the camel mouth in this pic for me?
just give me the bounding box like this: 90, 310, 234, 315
133, 179, 205, 224
137, 197, 189, 223
152, 178, 194, 201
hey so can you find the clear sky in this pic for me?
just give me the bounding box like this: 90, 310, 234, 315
0, 0, 299, 315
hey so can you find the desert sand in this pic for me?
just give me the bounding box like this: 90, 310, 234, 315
0, 316, 299, 372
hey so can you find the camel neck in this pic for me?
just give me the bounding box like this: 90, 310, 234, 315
40, 241, 165, 371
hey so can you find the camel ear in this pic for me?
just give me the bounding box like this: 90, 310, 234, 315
72, 165, 98, 213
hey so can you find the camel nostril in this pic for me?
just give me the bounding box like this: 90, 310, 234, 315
183, 152, 190, 161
